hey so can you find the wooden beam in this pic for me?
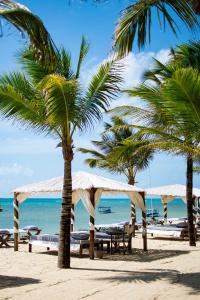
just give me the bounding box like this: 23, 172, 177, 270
13, 192, 19, 251
198, 198, 200, 217
89, 188, 96, 260
140, 192, 147, 251
131, 201, 136, 236
70, 204, 75, 232
164, 203, 168, 224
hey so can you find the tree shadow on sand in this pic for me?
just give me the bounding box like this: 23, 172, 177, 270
0, 275, 41, 290
103, 248, 190, 262
73, 267, 200, 295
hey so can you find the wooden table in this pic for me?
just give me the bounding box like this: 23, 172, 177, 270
107, 231, 131, 254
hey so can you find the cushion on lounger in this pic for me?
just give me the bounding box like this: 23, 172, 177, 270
23, 225, 40, 231
95, 232, 110, 239
71, 232, 89, 240
0, 229, 10, 234
176, 222, 188, 228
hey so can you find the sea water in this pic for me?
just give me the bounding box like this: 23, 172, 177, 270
0, 197, 187, 233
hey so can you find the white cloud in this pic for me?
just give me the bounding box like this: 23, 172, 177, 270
81, 49, 170, 108
122, 49, 170, 89
0, 163, 33, 177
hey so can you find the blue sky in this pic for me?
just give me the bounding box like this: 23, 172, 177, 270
0, 0, 199, 196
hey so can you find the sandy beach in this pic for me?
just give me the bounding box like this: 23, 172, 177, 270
0, 237, 200, 300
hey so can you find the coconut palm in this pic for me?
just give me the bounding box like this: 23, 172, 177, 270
0, 38, 122, 268
111, 65, 200, 246
113, 0, 199, 57
79, 116, 153, 185
0, 0, 56, 66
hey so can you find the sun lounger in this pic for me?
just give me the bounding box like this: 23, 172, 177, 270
143, 224, 188, 239
95, 221, 129, 232
158, 217, 187, 225
22, 225, 42, 237
0, 225, 42, 243
29, 231, 110, 256
0, 228, 28, 242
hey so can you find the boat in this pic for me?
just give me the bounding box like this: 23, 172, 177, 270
146, 208, 159, 218
98, 206, 112, 214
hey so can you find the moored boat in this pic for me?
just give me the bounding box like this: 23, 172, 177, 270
146, 208, 159, 218
98, 206, 112, 214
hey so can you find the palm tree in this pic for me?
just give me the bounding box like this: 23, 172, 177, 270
113, 0, 199, 57
112, 65, 200, 246
79, 116, 153, 185
0, 38, 122, 268
0, 0, 56, 66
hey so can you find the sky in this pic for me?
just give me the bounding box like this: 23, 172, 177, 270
0, 0, 200, 196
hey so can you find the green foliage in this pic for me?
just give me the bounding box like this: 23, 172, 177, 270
0, 0, 57, 67
113, 0, 199, 57
79, 116, 154, 184
0, 39, 123, 146
111, 42, 200, 159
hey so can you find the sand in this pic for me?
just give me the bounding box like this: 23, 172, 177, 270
0, 236, 200, 300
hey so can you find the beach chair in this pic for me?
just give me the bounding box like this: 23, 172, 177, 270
0, 230, 11, 247
144, 223, 188, 239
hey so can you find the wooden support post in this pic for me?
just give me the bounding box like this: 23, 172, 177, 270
131, 202, 136, 236
140, 192, 147, 252
197, 198, 200, 218
13, 193, 19, 251
89, 188, 96, 260
193, 198, 197, 237
70, 204, 75, 232
164, 203, 168, 224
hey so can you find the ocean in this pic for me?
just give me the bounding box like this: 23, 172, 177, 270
0, 197, 187, 233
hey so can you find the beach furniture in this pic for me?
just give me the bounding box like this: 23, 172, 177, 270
95, 223, 134, 254
158, 217, 187, 225
28, 231, 111, 257
143, 224, 188, 239
95, 221, 129, 232
0, 226, 42, 245
0, 228, 28, 242
22, 225, 42, 238
0, 230, 11, 247
108, 224, 134, 254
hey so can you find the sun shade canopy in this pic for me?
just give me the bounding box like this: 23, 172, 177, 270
13, 171, 145, 212
145, 184, 200, 203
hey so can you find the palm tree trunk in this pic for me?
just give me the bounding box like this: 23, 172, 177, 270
58, 144, 73, 268
128, 170, 136, 235
128, 175, 135, 185
186, 155, 196, 246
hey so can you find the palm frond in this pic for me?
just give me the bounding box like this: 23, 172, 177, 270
0, 82, 48, 132
76, 36, 90, 78
39, 74, 80, 133
0, 0, 57, 67
114, 0, 198, 57
18, 48, 51, 84
79, 59, 123, 128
